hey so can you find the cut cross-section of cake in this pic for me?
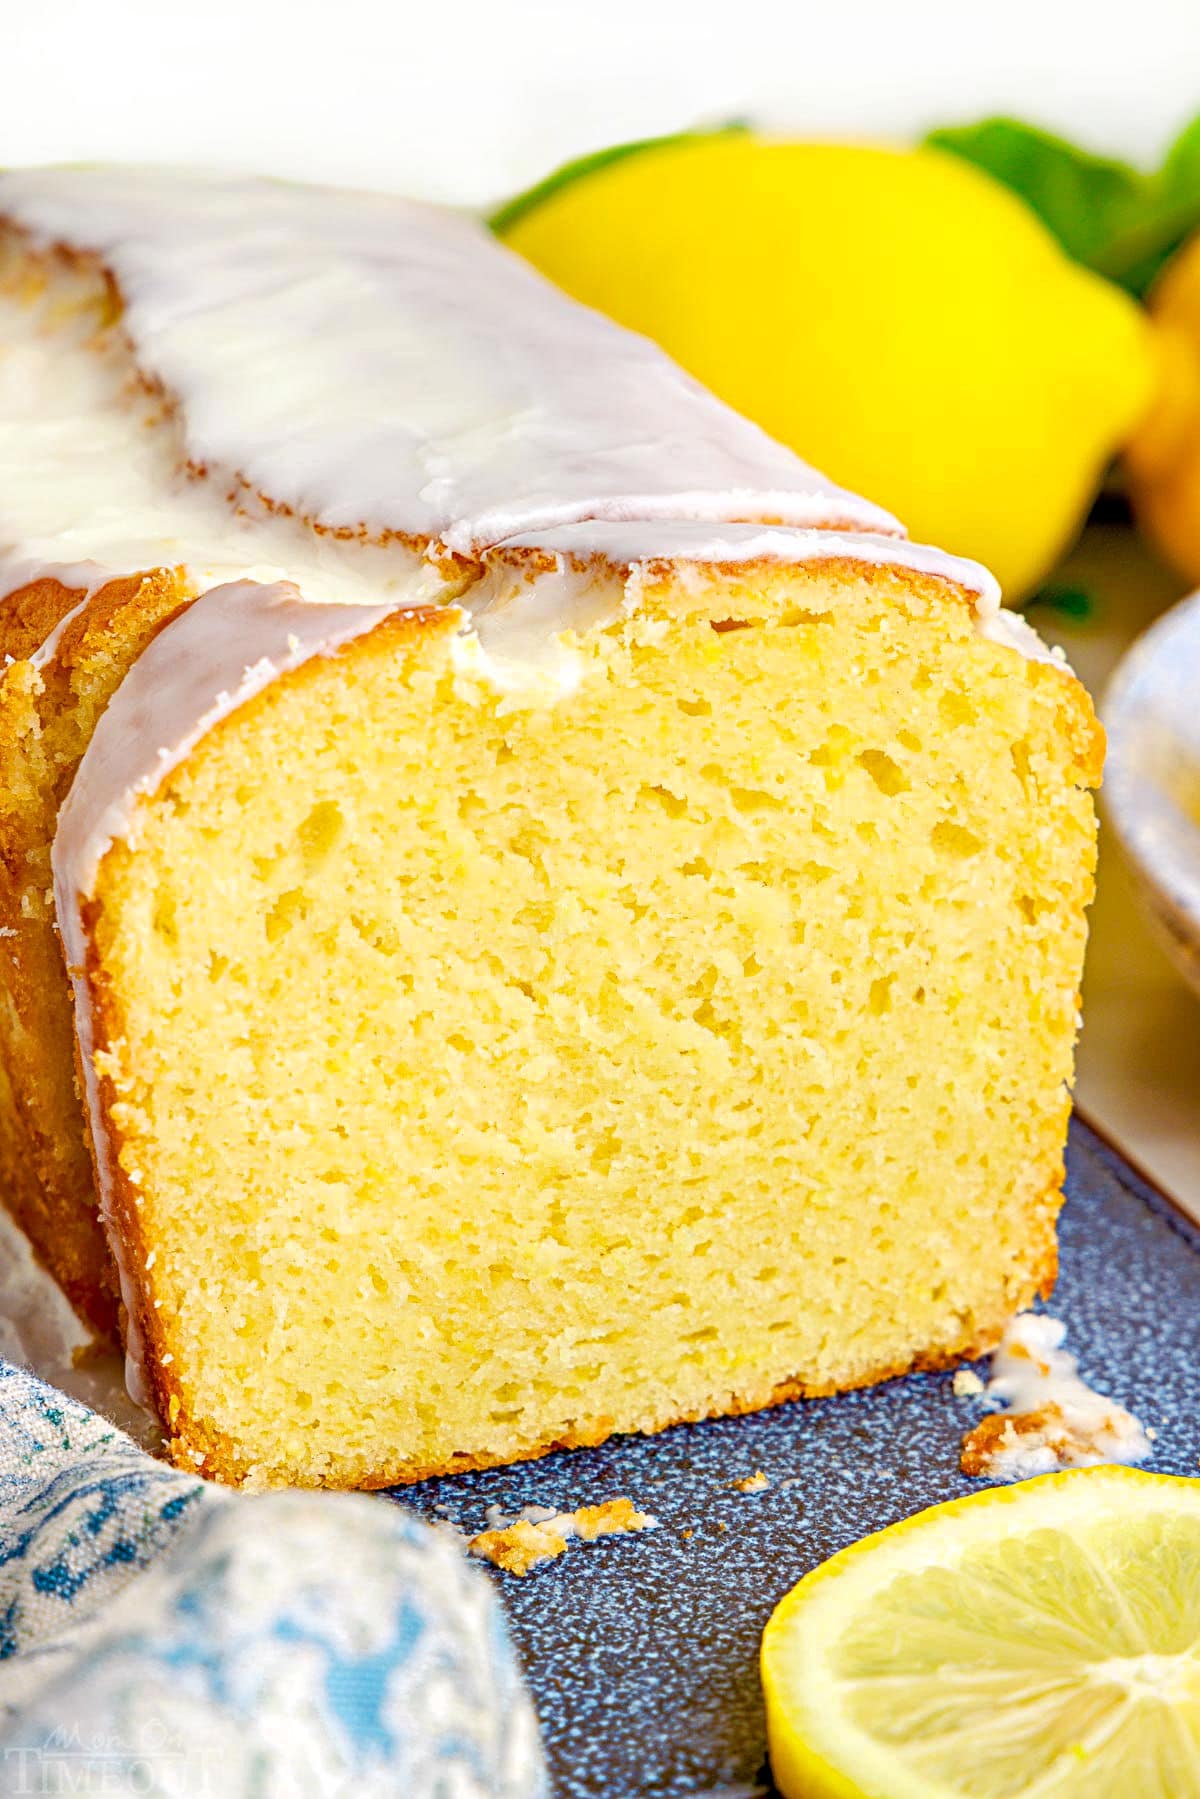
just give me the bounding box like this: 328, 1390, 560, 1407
0, 169, 1100, 1488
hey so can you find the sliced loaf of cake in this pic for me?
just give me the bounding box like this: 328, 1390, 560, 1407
0, 170, 1100, 1487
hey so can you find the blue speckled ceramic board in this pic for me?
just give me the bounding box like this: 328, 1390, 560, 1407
398, 1119, 1200, 1798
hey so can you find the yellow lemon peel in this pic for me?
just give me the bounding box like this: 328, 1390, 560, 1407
1128, 232, 1200, 581
502, 136, 1157, 599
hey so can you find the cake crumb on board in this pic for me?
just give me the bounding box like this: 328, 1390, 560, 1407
730, 1470, 771, 1493
961, 1312, 1150, 1482
469, 1497, 657, 1576
469, 1518, 568, 1576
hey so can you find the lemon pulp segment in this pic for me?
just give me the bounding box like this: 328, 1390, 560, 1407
762, 1466, 1200, 1798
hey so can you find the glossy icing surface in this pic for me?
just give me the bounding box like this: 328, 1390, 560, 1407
0, 166, 901, 554
0, 259, 443, 613
965, 1311, 1150, 1480
496, 519, 1001, 599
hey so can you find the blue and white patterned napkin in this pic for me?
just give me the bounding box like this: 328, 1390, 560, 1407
0, 1360, 546, 1796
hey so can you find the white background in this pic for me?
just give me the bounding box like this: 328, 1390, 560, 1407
3, 0, 1199, 204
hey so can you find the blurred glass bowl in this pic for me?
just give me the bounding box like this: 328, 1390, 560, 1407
1105, 588, 1200, 997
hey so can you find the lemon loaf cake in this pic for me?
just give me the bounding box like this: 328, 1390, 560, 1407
0, 168, 1101, 1489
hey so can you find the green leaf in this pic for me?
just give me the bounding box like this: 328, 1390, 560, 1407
489, 121, 749, 237
1023, 583, 1095, 622
925, 114, 1200, 297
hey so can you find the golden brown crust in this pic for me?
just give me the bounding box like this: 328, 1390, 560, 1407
0, 567, 194, 1339
958, 1407, 1057, 1477
468, 1519, 570, 1576
0, 576, 86, 663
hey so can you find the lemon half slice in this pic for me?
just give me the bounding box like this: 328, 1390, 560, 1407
762, 1467, 1200, 1797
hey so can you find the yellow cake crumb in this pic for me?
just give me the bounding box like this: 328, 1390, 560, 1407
468, 1518, 570, 1576
731, 1470, 771, 1493
953, 1367, 986, 1397
961, 1404, 1093, 1477
570, 1497, 652, 1541
468, 1496, 656, 1575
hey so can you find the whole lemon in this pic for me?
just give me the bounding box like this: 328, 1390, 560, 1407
1126, 231, 1200, 582
501, 135, 1157, 598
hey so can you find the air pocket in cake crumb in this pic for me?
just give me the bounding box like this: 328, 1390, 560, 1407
468, 1497, 658, 1576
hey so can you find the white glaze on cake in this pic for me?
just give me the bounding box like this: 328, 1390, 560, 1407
0, 167, 901, 552
27, 592, 93, 670
492, 519, 1001, 600
975, 602, 1071, 670
0, 256, 445, 614
468, 519, 1006, 665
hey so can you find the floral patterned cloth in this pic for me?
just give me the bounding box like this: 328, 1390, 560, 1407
0, 1361, 545, 1796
